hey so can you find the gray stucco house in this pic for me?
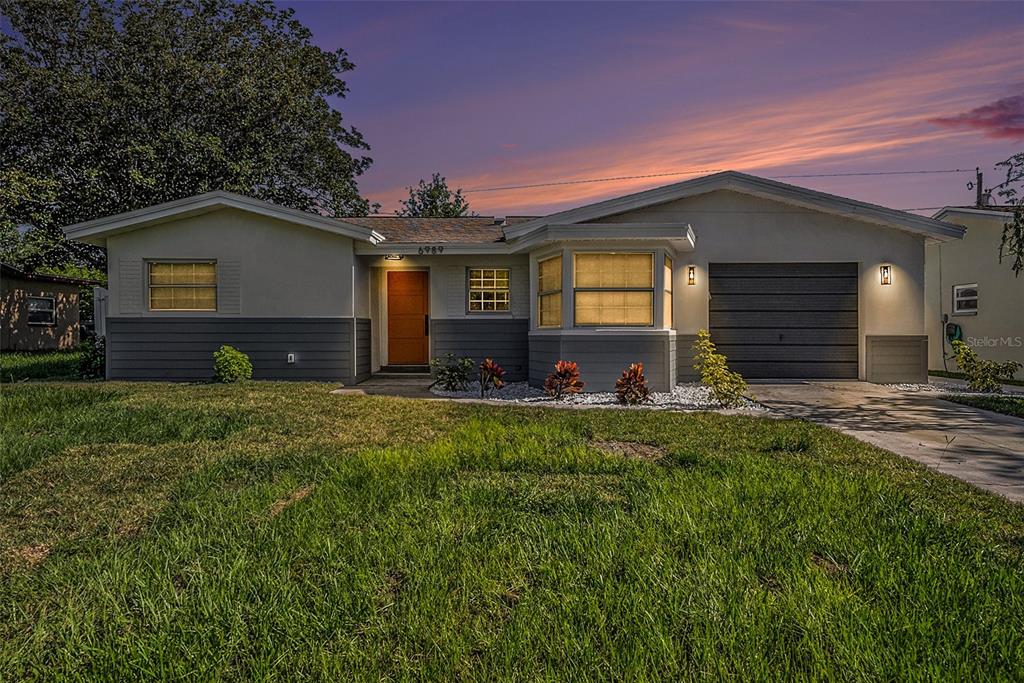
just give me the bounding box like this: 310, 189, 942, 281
63, 171, 965, 389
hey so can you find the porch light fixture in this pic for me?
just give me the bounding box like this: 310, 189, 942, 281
880, 264, 892, 286
384, 253, 404, 261
687, 265, 696, 286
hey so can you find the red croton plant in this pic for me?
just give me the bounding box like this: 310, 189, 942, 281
544, 360, 585, 399
478, 358, 506, 398
615, 363, 652, 405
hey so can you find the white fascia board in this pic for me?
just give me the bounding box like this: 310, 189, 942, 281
62, 191, 383, 245
932, 207, 1018, 221
354, 242, 512, 256
508, 223, 695, 253
504, 171, 966, 242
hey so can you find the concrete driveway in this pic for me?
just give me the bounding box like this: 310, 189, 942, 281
754, 382, 1024, 502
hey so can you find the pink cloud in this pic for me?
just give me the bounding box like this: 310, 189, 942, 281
930, 93, 1024, 140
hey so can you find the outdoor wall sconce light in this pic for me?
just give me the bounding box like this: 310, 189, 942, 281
384, 253, 405, 261
880, 264, 892, 286
687, 265, 696, 286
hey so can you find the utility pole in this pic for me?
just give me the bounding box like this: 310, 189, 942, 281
976, 167, 984, 207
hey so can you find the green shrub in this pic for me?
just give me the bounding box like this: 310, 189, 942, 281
78, 336, 106, 379
693, 329, 748, 408
213, 345, 253, 383
950, 340, 1021, 393
544, 360, 585, 399
429, 353, 474, 391
615, 363, 652, 405
478, 358, 506, 398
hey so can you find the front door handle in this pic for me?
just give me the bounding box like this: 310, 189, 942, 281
424, 314, 430, 336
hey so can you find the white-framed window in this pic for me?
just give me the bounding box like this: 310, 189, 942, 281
468, 268, 510, 312
26, 296, 55, 325
663, 255, 673, 329
537, 255, 562, 328
573, 252, 654, 326
148, 261, 217, 311
952, 283, 978, 315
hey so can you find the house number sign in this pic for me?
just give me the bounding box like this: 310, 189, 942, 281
417, 246, 445, 255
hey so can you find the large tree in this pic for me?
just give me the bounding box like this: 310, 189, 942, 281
397, 173, 474, 218
0, 0, 374, 270
993, 152, 1024, 277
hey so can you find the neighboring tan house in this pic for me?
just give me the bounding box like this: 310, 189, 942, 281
61, 171, 965, 388
0, 263, 97, 351
926, 206, 1024, 371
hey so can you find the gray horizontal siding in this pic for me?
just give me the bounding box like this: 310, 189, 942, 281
355, 318, 371, 382
866, 335, 928, 384
676, 334, 699, 382
431, 319, 529, 381
529, 333, 674, 392
107, 317, 355, 382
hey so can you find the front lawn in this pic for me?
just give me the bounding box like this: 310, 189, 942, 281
944, 394, 1024, 419
2, 383, 1023, 679
0, 350, 81, 383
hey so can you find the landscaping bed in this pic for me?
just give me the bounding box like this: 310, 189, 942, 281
2, 382, 1023, 679
430, 381, 764, 411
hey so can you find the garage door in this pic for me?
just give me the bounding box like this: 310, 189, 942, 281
708, 262, 858, 379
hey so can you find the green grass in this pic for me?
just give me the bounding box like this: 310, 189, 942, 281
2, 382, 1024, 679
930, 368, 1024, 387
0, 350, 82, 383
943, 394, 1024, 419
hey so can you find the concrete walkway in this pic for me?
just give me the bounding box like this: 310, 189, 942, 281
332, 375, 436, 399
754, 382, 1024, 502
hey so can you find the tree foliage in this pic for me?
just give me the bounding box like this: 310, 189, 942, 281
397, 173, 473, 217
993, 152, 1024, 277
0, 0, 374, 270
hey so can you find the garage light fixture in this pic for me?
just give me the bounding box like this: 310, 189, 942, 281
384, 253, 405, 261
880, 264, 892, 286
687, 266, 696, 286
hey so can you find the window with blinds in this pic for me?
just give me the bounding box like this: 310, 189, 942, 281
537, 255, 562, 328
148, 262, 217, 311
573, 253, 654, 326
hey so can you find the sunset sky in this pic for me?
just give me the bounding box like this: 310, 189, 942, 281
284, 1, 1024, 216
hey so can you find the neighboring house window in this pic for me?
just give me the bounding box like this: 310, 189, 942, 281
26, 296, 55, 325
573, 252, 654, 326
148, 262, 217, 311
537, 255, 562, 328
468, 268, 510, 312
953, 283, 978, 315
664, 255, 673, 329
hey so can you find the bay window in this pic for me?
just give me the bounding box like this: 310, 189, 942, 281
537, 255, 562, 328
573, 252, 654, 326
149, 261, 217, 311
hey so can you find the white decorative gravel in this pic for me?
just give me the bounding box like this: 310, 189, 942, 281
886, 381, 1020, 398
431, 382, 764, 411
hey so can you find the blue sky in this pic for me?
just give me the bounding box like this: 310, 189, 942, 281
284, 1, 1023, 215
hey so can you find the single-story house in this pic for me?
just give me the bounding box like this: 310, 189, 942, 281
1, 263, 98, 351
926, 206, 1024, 370
62, 171, 965, 388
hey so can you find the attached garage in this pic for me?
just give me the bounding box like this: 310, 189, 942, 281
709, 262, 859, 379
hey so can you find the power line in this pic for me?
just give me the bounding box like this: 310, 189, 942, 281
463, 168, 974, 194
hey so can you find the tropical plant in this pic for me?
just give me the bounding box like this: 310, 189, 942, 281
544, 360, 585, 400
478, 358, 506, 398
77, 336, 106, 379
213, 345, 253, 383
615, 363, 652, 405
397, 173, 473, 218
950, 340, 1021, 393
429, 353, 474, 391
693, 329, 748, 408
993, 152, 1024, 277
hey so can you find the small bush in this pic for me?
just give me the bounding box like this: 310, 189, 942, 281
615, 363, 652, 405
78, 336, 106, 379
429, 353, 474, 391
213, 345, 253, 383
693, 329, 748, 408
951, 340, 1021, 393
544, 360, 585, 399
478, 358, 506, 398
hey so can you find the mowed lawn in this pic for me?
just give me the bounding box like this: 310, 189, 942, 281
2, 383, 1024, 679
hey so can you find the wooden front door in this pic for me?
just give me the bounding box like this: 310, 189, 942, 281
387, 271, 429, 365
